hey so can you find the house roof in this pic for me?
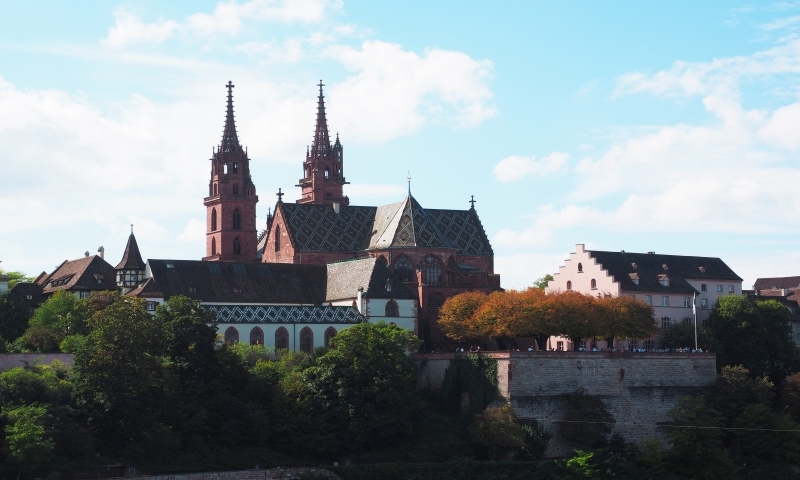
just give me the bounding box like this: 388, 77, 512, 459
588, 250, 742, 294
204, 304, 365, 324
753, 276, 800, 291
39, 255, 118, 295
325, 257, 417, 301
115, 233, 146, 270
145, 260, 327, 304
9, 282, 44, 307
278, 196, 493, 256
127, 277, 164, 298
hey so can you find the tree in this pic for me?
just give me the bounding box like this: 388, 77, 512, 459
468, 404, 523, 460
533, 274, 553, 291
559, 388, 614, 449
0, 269, 34, 289
0, 291, 31, 344
297, 321, 422, 454
547, 292, 601, 351
659, 320, 716, 350
520, 421, 552, 460
705, 296, 800, 383
2, 404, 54, 476
597, 295, 657, 348
438, 291, 489, 342
20, 290, 90, 352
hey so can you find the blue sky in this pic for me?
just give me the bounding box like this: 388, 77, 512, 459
2, 1, 800, 289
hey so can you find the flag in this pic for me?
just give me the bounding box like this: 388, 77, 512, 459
692, 293, 696, 315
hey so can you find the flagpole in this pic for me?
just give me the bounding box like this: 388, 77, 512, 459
693, 292, 698, 350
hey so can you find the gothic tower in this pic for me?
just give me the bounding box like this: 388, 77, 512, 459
296, 81, 349, 206
204, 81, 259, 261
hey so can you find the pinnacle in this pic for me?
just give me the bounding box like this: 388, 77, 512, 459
220, 80, 244, 155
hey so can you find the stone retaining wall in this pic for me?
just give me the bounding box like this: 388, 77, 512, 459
0, 353, 73, 371
121, 467, 338, 480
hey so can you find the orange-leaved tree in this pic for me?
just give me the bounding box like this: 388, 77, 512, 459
597, 295, 657, 348
546, 291, 603, 351
438, 291, 489, 342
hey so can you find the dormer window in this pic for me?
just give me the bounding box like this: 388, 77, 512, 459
631, 263, 637, 269
188, 286, 197, 293
659, 274, 670, 287
385, 279, 392, 292
662, 264, 669, 271
699, 266, 706, 273
629, 273, 639, 285
577, 263, 583, 273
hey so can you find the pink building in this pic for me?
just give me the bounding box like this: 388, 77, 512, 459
546, 244, 742, 351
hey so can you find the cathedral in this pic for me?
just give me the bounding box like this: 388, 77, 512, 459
201, 80, 502, 350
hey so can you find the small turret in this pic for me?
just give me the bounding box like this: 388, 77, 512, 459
116, 226, 146, 292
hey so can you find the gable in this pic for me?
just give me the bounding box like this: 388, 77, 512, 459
280, 203, 376, 251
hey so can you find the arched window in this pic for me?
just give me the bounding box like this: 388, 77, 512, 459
224, 326, 239, 344
300, 327, 313, 353
393, 255, 415, 282
233, 184, 239, 194
275, 327, 289, 350
304, 165, 309, 178
250, 327, 264, 345
567, 280, 572, 290
213, 184, 218, 195
211, 237, 217, 255
233, 237, 241, 255
578, 263, 583, 273
324, 167, 330, 179
274, 226, 281, 251
420, 255, 442, 285
428, 293, 445, 312
211, 208, 217, 231
233, 162, 238, 173
385, 299, 399, 317
591, 279, 597, 289
224, 163, 228, 174
324, 327, 337, 347
233, 209, 242, 230
377, 256, 388, 267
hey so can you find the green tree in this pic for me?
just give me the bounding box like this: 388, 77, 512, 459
533, 274, 553, 290
659, 319, 716, 350
468, 404, 523, 460
705, 296, 800, 383
559, 388, 614, 449
20, 290, 91, 352
520, 421, 552, 460
2, 404, 54, 476
0, 269, 34, 289
0, 291, 32, 344
297, 321, 422, 454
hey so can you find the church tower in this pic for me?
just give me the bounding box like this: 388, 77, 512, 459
296, 81, 349, 206
204, 81, 259, 261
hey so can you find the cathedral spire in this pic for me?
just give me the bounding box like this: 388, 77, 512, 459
310, 80, 331, 157
220, 81, 243, 154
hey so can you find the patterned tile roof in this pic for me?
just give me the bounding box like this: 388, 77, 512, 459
325, 257, 418, 301
427, 207, 493, 255
204, 304, 364, 324
280, 203, 376, 251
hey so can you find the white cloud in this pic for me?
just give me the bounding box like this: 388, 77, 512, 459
761, 15, 800, 31
493, 152, 569, 182
102, 10, 180, 48
324, 41, 495, 141
233, 38, 304, 63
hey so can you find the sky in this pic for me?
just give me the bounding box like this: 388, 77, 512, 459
1, 1, 800, 289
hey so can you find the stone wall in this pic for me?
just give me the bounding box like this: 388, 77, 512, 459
0, 353, 73, 371
121, 467, 338, 480
413, 351, 716, 457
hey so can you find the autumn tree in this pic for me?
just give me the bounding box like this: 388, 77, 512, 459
438, 291, 488, 342
597, 295, 657, 348
546, 292, 600, 351
468, 403, 524, 460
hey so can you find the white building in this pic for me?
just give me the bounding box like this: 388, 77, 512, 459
546, 244, 742, 350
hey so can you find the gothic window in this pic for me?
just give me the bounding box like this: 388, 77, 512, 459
275, 327, 289, 350
324, 167, 330, 179
275, 226, 281, 251
300, 327, 313, 353
591, 279, 597, 289
324, 327, 337, 347
428, 293, 445, 312
567, 281, 572, 290
233, 162, 238, 173
385, 299, 399, 317
233, 184, 239, 194
304, 165, 309, 177
578, 263, 583, 273
393, 255, 415, 282
211, 237, 216, 255
420, 255, 442, 285
377, 256, 388, 267
224, 327, 239, 344
447, 256, 457, 284
211, 208, 217, 231
224, 163, 228, 174
233, 209, 242, 230
250, 327, 264, 345
233, 237, 241, 255
213, 184, 218, 195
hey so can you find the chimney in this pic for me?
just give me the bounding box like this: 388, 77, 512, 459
84, 251, 90, 257
98, 246, 105, 259
333, 202, 341, 214
648, 251, 655, 254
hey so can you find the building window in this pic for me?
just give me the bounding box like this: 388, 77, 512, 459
79, 291, 89, 299
577, 263, 583, 273
385, 299, 399, 317
393, 255, 415, 282
212, 237, 217, 255
233, 209, 242, 230
232, 184, 239, 194
428, 293, 446, 312
274, 226, 281, 251
224, 327, 239, 344
250, 327, 264, 345
557, 341, 564, 351
275, 327, 289, 350
420, 255, 442, 285
233, 237, 241, 255
661, 317, 671, 329
590, 279, 597, 289
684, 297, 691, 307
701, 284, 707, 292
662, 296, 669, 307
628, 339, 638, 349
701, 298, 708, 309
567, 281, 572, 291
644, 340, 655, 350
324, 168, 330, 179
232, 161, 238, 173
579, 340, 587, 350
728, 285, 735, 294
717, 285, 723, 293
644, 295, 652, 305
300, 327, 313, 353
146, 301, 157, 311
211, 208, 217, 231
660, 276, 670, 287
324, 327, 337, 347
166, 262, 175, 268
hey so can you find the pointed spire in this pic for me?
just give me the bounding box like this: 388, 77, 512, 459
310, 80, 331, 157
115, 230, 146, 270
407, 171, 412, 195
220, 80, 243, 154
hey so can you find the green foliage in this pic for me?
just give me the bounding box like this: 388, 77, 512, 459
437, 354, 499, 417
17, 290, 92, 352
658, 320, 716, 350
468, 404, 523, 460
559, 388, 614, 449
58, 333, 87, 353
0, 290, 32, 343
1, 403, 54, 472
0, 269, 34, 289
520, 421, 552, 461
533, 274, 554, 290
705, 295, 800, 383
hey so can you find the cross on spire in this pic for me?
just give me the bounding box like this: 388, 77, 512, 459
469, 195, 476, 209
317, 79, 325, 93
276, 188, 284, 202
310, 80, 331, 157
220, 80, 243, 154
407, 172, 412, 195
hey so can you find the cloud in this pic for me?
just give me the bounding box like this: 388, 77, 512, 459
232, 38, 304, 63
494, 253, 569, 290
324, 41, 495, 141
761, 15, 800, 31
102, 0, 340, 48
493, 152, 569, 182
